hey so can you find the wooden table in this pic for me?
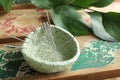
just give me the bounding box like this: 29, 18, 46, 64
0, 1, 120, 80
0, 35, 120, 80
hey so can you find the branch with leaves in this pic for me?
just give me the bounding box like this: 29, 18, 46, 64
1, 0, 120, 42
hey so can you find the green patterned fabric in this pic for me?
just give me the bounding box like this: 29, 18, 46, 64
0, 40, 120, 79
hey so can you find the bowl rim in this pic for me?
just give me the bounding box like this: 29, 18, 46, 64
22, 25, 80, 66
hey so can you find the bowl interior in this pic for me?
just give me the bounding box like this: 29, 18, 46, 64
22, 26, 77, 62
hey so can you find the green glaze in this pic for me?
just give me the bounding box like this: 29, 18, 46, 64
72, 40, 120, 70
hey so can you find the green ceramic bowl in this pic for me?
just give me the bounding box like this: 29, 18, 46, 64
22, 25, 80, 73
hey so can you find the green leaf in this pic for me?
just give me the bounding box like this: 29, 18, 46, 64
90, 12, 120, 41
1, 0, 13, 12
92, 0, 114, 7
51, 6, 91, 36
31, 0, 51, 9
48, 0, 75, 8
30, 0, 114, 9
102, 12, 120, 41
31, 0, 74, 9
71, 0, 96, 8
13, 0, 30, 4
90, 12, 115, 41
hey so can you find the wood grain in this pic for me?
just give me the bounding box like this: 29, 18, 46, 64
0, 7, 47, 44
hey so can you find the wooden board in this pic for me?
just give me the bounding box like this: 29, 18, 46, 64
18, 36, 120, 80
0, 6, 47, 43
1, 1, 120, 44
0, 35, 120, 80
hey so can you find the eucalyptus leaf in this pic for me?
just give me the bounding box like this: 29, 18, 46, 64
92, 0, 114, 7
1, 0, 13, 12
51, 6, 91, 36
